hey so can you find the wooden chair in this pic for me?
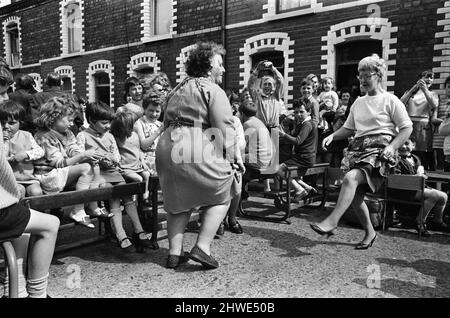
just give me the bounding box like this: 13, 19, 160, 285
383, 175, 426, 238
0, 240, 18, 298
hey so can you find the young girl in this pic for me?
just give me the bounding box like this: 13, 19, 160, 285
117, 77, 145, 118
317, 76, 339, 132
76, 101, 124, 218
134, 93, 164, 177
0, 101, 44, 198
109, 110, 153, 251
277, 98, 318, 201
33, 97, 100, 228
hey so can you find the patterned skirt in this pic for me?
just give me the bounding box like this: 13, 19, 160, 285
342, 134, 395, 193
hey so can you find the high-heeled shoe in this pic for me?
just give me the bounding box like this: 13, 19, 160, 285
416, 223, 431, 237
355, 234, 377, 250
309, 223, 335, 238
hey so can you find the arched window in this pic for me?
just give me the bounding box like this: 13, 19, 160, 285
176, 44, 196, 84
2, 16, 22, 67
87, 60, 114, 107
55, 65, 75, 94
127, 52, 161, 81
60, 0, 84, 55
240, 33, 294, 105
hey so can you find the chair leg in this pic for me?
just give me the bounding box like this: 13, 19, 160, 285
1, 241, 18, 298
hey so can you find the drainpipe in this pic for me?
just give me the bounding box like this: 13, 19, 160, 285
221, 0, 227, 89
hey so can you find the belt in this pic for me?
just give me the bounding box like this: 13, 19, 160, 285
168, 118, 210, 130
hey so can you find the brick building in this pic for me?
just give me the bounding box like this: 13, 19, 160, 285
0, 0, 449, 108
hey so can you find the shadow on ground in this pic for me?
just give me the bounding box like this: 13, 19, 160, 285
353, 258, 450, 297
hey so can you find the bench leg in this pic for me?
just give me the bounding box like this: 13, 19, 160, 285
1, 241, 18, 298
150, 180, 159, 249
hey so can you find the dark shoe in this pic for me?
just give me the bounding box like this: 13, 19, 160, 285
429, 222, 449, 233
117, 237, 134, 253
228, 221, 243, 234
132, 232, 155, 249
188, 246, 219, 269
306, 187, 318, 196
355, 234, 377, 250
214, 222, 225, 239
416, 223, 431, 237
310, 223, 335, 238
166, 252, 189, 269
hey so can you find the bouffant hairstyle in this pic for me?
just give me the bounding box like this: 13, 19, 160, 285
0, 100, 26, 122
85, 101, 115, 123
45, 72, 62, 87
110, 110, 139, 142
239, 99, 257, 117
123, 76, 144, 101
34, 97, 74, 129
185, 42, 226, 78
358, 54, 387, 83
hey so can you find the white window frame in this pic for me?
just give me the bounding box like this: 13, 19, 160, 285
263, 0, 320, 20
239, 33, 294, 105
2, 16, 22, 69
87, 60, 114, 107
60, 0, 85, 56
141, 0, 177, 43
127, 52, 161, 78
321, 18, 397, 93
176, 44, 196, 84
55, 65, 75, 94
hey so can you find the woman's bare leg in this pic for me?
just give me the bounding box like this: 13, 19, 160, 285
316, 169, 367, 231
167, 211, 193, 256
351, 186, 377, 244
196, 202, 230, 255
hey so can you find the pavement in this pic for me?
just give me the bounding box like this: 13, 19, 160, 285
44, 195, 450, 298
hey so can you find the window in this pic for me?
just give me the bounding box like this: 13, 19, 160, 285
62, 77, 72, 93
66, 2, 81, 53
87, 60, 114, 107
60, 0, 84, 55
94, 72, 110, 106
55, 65, 75, 94
251, 51, 285, 78
3, 17, 21, 68
277, 0, 311, 13
335, 40, 382, 93
6, 23, 19, 66
141, 0, 174, 42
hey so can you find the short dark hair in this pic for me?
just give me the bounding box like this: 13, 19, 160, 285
185, 42, 226, 78
419, 70, 434, 79
0, 65, 13, 87
110, 111, 139, 141
85, 101, 115, 123
239, 99, 257, 117
46, 72, 61, 87
0, 100, 25, 122
15, 74, 36, 91
293, 98, 312, 113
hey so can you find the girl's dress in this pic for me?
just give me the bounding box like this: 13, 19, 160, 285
77, 127, 124, 184
116, 131, 145, 179
3, 130, 44, 186
134, 116, 162, 175
34, 129, 81, 194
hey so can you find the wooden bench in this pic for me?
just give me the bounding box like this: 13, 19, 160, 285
19, 182, 156, 253
239, 162, 330, 224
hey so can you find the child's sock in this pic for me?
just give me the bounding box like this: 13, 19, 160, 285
26, 273, 49, 298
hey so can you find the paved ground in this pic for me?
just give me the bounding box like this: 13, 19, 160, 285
45, 196, 450, 298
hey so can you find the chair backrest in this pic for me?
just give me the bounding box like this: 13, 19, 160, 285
386, 175, 425, 191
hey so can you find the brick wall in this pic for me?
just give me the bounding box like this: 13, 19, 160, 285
0, 0, 447, 107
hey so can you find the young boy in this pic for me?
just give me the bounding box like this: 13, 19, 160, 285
277, 98, 318, 201
394, 139, 448, 236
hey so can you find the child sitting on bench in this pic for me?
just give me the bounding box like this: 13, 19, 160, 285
393, 139, 448, 236
277, 98, 318, 201
0, 101, 44, 198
